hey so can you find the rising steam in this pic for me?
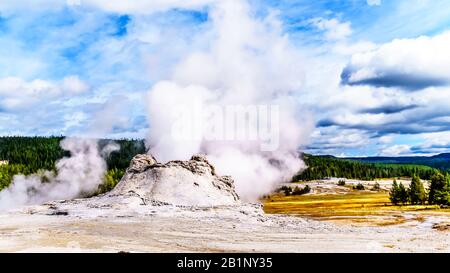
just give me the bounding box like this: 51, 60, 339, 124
0, 0, 312, 209
0, 138, 119, 211
0, 93, 128, 211
146, 1, 313, 200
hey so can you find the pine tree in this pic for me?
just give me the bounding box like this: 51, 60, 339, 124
390, 179, 400, 205
398, 182, 409, 205
409, 174, 427, 205
432, 174, 450, 205
428, 171, 449, 205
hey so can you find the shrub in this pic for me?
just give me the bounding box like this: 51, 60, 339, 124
353, 183, 365, 190
371, 182, 381, 191
292, 185, 311, 195
279, 185, 292, 196
303, 185, 312, 194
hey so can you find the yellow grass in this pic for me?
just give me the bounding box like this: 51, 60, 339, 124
263, 191, 450, 226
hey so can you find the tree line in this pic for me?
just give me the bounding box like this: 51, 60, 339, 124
294, 154, 441, 181
390, 172, 450, 206
0, 136, 146, 193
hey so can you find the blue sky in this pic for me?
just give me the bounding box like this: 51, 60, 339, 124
1, 0, 450, 157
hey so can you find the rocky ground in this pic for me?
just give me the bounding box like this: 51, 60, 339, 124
1, 202, 449, 252
0, 155, 449, 253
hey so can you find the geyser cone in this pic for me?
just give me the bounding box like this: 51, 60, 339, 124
110, 154, 240, 207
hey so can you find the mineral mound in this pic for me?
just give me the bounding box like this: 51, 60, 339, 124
109, 154, 241, 207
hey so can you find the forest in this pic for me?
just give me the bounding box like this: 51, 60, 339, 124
346, 153, 450, 171
293, 154, 444, 182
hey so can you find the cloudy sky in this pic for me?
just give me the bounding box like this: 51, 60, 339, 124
1, 0, 450, 157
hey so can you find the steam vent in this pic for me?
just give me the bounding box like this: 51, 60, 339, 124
110, 154, 241, 206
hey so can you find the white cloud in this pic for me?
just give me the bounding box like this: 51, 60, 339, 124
304, 30, 450, 155
405, 132, 450, 155
82, 0, 215, 14
310, 17, 352, 41
379, 144, 411, 156
0, 0, 215, 14
1, 0, 450, 158
331, 40, 377, 56
0, 76, 89, 111
61, 76, 89, 95
342, 31, 450, 90
367, 0, 381, 6
378, 135, 393, 144
309, 128, 370, 150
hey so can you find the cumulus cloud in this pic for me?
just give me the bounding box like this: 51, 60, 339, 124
310, 17, 352, 41
61, 76, 89, 95
379, 144, 411, 156
307, 128, 370, 152
1, 0, 450, 159
341, 31, 450, 90
405, 132, 450, 155
300, 29, 450, 156
0, 76, 89, 112
0, 5, 184, 136
318, 84, 450, 138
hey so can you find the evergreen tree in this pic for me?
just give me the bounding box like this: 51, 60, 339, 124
390, 179, 400, 205
398, 182, 409, 205
432, 174, 450, 205
428, 171, 450, 205
409, 174, 427, 205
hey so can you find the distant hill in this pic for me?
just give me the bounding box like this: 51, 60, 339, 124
342, 153, 450, 171
294, 154, 441, 181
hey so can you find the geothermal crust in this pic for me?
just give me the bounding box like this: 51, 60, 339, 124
110, 154, 240, 207
11, 152, 280, 246
20, 153, 252, 218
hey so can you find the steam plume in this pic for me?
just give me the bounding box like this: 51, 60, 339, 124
0, 138, 119, 211
146, 1, 313, 200
0, 96, 126, 211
